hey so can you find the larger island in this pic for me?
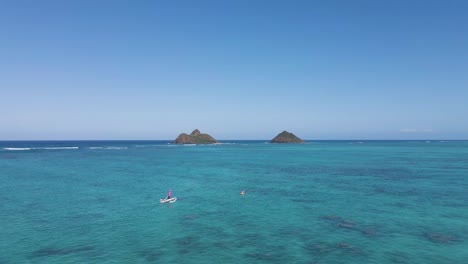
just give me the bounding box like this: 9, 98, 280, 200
175, 129, 218, 144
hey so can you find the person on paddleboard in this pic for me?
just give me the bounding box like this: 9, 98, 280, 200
166, 188, 172, 199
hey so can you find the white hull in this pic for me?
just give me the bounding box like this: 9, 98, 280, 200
160, 197, 177, 203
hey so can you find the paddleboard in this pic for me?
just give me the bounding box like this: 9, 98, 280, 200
160, 197, 177, 203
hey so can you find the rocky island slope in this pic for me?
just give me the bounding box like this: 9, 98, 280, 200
175, 129, 218, 144
271, 131, 304, 143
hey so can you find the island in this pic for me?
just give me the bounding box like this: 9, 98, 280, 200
271, 131, 304, 143
175, 129, 218, 144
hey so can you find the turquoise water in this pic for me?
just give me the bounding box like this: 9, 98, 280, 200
1, 140, 467, 263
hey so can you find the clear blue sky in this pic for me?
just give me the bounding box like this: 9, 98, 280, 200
1, 0, 467, 140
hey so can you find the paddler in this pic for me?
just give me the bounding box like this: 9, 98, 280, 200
166, 188, 172, 199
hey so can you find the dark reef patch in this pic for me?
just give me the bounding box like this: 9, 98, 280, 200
321, 215, 382, 238
336, 242, 363, 255
337, 220, 355, 229
423, 232, 461, 244
244, 252, 283, 262
138, 248, 163, 262
183, 214, 200, 220
212, 241, 229, 249
244, 245, 288, 263
360, 228, 379, 237
321, 215, 356, 230
305, 242, 332, 255
305, 241, 366, 259
334, 167, 417, 181
176, 236, 206, 255
31, 246, 94, 258
387, 252, 411, 263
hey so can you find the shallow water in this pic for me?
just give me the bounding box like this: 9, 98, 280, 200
1, 140, 467, 263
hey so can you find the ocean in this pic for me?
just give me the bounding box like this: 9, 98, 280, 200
1, 140, 467, 263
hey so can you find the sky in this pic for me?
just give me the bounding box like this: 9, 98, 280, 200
1, 0, 467, 140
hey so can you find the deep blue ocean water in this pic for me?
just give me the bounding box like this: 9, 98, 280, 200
1, 140, 467, 263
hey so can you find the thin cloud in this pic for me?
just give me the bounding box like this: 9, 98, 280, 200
400, 128, 434, 133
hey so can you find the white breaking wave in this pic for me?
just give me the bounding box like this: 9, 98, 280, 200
89, 146, 127, 150
41, 147, 79, 150
3, 147, 79, 151
135, 144, 163, 148
105, 146, 127, 150
3, 147, 32, 151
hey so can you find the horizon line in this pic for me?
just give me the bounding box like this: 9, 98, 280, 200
1, 139, 467, 141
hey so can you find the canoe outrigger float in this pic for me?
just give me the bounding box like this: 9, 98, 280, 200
160, 197, 177, 203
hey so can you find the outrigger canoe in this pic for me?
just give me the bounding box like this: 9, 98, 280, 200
160, 197, 177, 203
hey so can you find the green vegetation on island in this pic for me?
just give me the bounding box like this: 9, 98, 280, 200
175, 129, 218, 144
271, 131, 304, 143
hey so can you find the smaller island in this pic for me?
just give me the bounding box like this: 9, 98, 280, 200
271, 131, 304, 143
175, 129, 218, 144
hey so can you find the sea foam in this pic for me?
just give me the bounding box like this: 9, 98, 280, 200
90, 146, 127, 150
3, 147, 32, 151
3, 147, 78, 151
41, 147, 79, 150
